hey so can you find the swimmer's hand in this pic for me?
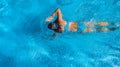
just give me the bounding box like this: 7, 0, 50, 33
49, 33, 57, 40
45, 16, 53, 22
52, 33, 57, 38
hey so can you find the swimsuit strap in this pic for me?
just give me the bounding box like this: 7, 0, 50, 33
53, 22, 64, 31
58, 23, 64, 30
53, 21, 69, 32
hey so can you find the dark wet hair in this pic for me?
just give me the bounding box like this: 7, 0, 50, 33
48, 23, 53, 29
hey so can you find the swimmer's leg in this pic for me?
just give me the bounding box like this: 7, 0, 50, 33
96, 27, 120, 32
82, 28, 95, 33
94, 22, 120, 32
82, 25, 120, 33
82, 22, 120, 34
95, 22, 120, 27
95, 22, 109, 26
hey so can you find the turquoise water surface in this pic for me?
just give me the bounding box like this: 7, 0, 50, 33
0, 0, 120, 67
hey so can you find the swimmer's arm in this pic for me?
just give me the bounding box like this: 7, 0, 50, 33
45, 8, 62, 22
52, 8, 62, 19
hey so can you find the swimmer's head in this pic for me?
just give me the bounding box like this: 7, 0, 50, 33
48, 22, 56, 30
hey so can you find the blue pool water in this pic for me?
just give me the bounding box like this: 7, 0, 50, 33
0, 0, 120, 67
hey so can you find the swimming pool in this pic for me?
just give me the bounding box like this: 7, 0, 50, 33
0, 0, 120, 67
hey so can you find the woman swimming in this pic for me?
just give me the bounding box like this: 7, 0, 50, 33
45, 8, 120, 37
